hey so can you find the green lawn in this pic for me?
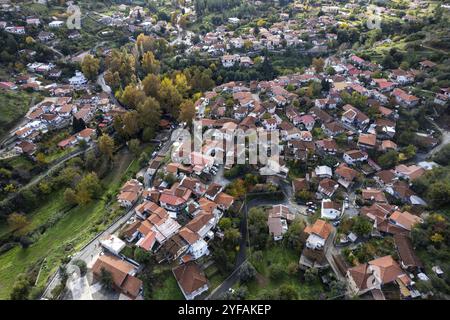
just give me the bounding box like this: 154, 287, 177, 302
44, 147, 77, 164
0, 91, 42, 139
151, 273, 184, 300
0, 151, 135, 299
17, 191, 68, 236
246, 246, 324, 300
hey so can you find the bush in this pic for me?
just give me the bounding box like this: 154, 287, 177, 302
10, 274, 32, 300
433, 144, 450, 166
304, 267, 319, 283
268, 263, 286, 281
239, 262, 257, 283
287, 262, 299, 276
73, 259, 87, 277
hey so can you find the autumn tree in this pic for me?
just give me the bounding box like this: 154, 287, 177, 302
158, 77, 182, 118
7, 213, 29, 231
186, 67, 215, 92
312, 57, 325, 73
174, 73, 190, 97
136, 33, 153, 57
98, 134, 115, 161
142, 73, 161, 98
120, 84, 146, 109
25, 36, 34, 45
76, 172, 102, 201
141, 51, 160, 75
64, 188, 78, 205
306, 81, 322, 98
178, 99, 196, 127
128, 139, 141, 157
179, 14, 188, 29
122, 111, 141, 138
106, 49, 136, 86
81, 54, 100, 81
36, 152, 48, 166
137, 97, 161, 140
104, 70, 121, 91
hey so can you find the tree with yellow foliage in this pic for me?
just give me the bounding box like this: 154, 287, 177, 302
141, 51, 160, 75
81, 54, 100, 81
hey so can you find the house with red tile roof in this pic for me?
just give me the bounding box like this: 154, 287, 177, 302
173, 262, 208, 300
304, 219, 333, 250
392, 88, 419, 107
91, 254, 142, 299
346, 255, 406, 296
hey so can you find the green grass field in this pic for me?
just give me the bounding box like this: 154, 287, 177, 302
0, 91, 42, 139
151, 272, 184, 300
0, 151, 135, 299
246, 246, 324, 299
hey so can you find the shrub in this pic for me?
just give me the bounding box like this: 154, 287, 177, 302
73, 259, 87, 277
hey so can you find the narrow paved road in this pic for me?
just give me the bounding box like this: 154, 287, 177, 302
416, 117, 450, 162
207, 191, 297, 300
42, 128, 179, 299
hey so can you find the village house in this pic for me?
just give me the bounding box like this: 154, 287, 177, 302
49, 20, 64, 28
38, 31, 55, 42
393, 234, 423, 272
346, 255, 406, 296
100, 234, 126, 256
321, 199, 342, 220
362, 188, 388, 203
392, 88, 420, 107
375, 169, 397, 187
14, 140, 37, 155
91, 254, 142, 299
394, 164, 425, 181
26, 17, 40, 26
204, 183, 223, 202
322, 121, 345, 137
221, 54, 240, 68
292, 178, 309, 195
343, 150, 368, 165
136, 212, 181, 250
173, 261, 208, 300
316, 138, 338, 155
358, 133, 377, 150
315, 166, 333, 179
389, 69, 415, 85
304, 219, 333, 250
69, 71, 88, 87
389, 211, 423, 232
117, 179, 143, 208
185, 211, 217, 240
159, 184, 192, 212
179, 227, 210, 260
299, 219, 333, 270
419, 60, 436, 70
267, 205, 293, 241
334, 163, 359, 189
341, 104, 369, 129
5, 26, 25, 34
318, 178, 339, 198
298, 114, 316, 131
214, 192, 235, 211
